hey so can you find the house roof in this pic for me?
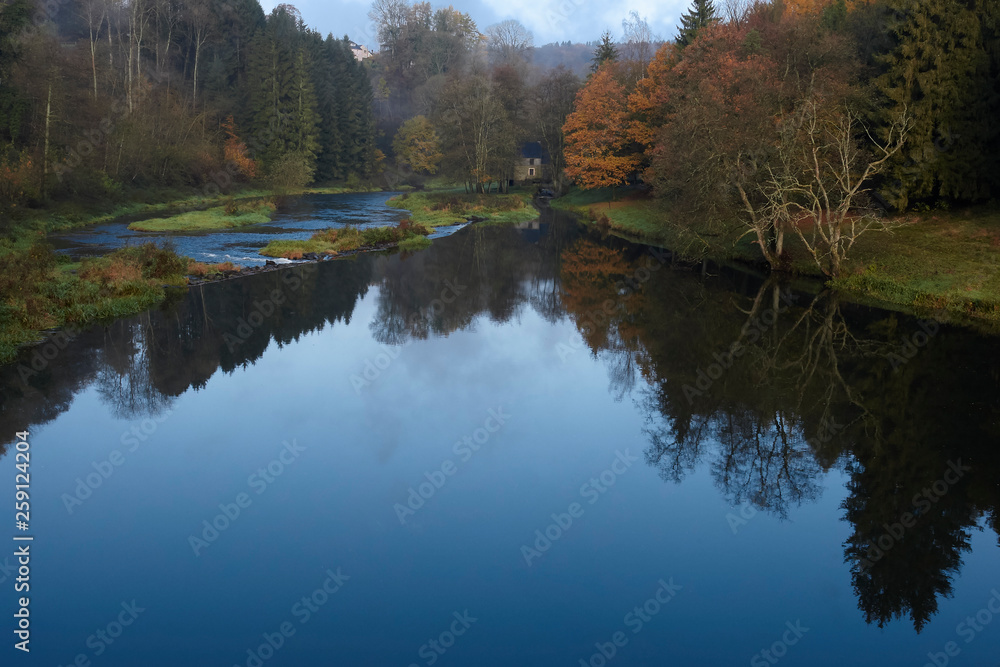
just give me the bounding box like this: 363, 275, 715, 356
521, 142, 546, 160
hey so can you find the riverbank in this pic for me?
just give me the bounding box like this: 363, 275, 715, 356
6, 183, 388, 238
0, 243, 190, 363
552, 188, 1000, 328
0, 185, 399, 364
386, 190, 538, 227
258, 220, 433, 260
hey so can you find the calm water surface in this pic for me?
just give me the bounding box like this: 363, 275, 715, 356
2, 195, 998, 666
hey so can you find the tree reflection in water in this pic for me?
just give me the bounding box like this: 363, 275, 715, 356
1, 211, 997, 632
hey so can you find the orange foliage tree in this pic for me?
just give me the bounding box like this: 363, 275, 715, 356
222, 116, 257, 180
626, 44, 679, 152
563, 65, 642, 191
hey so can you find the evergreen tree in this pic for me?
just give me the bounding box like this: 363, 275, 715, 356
675, 0, 718, 48
875, 0, 996, 207
591, 31, 618, 72
0, 0, 32, 144
245, 7, 320, 181
312, 36, 376, 182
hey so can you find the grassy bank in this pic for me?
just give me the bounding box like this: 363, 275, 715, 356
386, 190, 537, 227
6, 182, 386, 238
0, 182, 395, 363
259, 220, 432, 260
0, 242, 190, 363
128, 199, 277, 232
833, 210, 1000, 322
553, 188, 1000, 326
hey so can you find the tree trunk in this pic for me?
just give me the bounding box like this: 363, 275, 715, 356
193, 32, 201, 110
41, 82, 52, 199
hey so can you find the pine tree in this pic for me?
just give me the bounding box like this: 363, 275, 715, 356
875, 0, 995, 207
244, 7, 321, 182
591, 31, 619, 73
675, 0, 718, 48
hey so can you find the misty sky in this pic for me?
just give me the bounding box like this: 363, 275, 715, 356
260, 0, 693, 50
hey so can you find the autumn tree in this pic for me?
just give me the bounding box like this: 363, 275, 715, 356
392, 115, 442, 174
563, 65, 640, 191
222, 116, 257, 180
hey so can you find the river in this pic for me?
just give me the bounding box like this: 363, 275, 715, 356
1, 194, 998, 666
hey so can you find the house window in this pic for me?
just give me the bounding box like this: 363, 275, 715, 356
529, 168, 535, 176
529, 158, 535, 165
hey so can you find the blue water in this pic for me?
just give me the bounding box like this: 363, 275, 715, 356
49, 192, 467, 267
2, 196, 998, 666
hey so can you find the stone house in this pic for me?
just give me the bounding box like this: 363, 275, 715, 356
513, 142, 551, 184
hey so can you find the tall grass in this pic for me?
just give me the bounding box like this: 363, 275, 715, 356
0, 242, 190, 363
260, 220, 433, 259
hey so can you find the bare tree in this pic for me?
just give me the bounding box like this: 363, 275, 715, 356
766, 101, 911, 277
79, 0, 107, 100
722, 0, 754, 27
152, 0, 180, 80
186, 3, 213, 109
368, 0, 409, 55
485, 19, 533, 67
621, 11, 656, 76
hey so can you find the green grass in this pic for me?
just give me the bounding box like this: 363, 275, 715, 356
128, 200, 276, 232
554, 187, 1000, 326
259, 221, 432, 260
387, 190, 537, 227
551, 187, 750, 261
0, 243, 190, 364
399, 235, 433, 251
833, 208, 1000, 324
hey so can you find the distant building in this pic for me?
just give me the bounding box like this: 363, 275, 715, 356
350, 41, 373, 61
513, 142, 551, 183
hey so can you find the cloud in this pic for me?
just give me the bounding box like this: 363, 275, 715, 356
259, 0, 690, 48
482, 0, 688, 44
